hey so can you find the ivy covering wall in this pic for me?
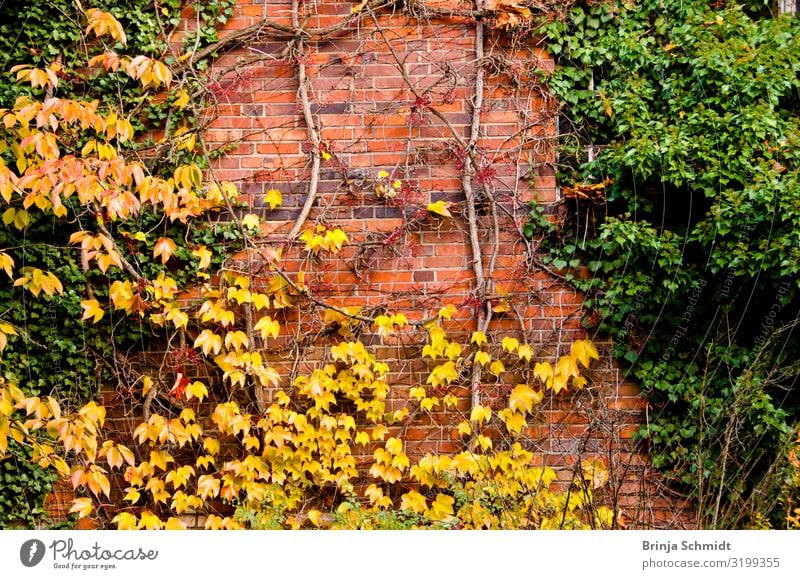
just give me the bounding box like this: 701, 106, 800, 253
540, 0, 800, 527
0, 0, 236, 528
2, 0, 798, 530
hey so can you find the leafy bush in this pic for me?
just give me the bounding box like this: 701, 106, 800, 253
538, 0, 800, 527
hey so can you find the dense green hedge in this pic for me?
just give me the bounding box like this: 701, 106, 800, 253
538, 0, 800, 527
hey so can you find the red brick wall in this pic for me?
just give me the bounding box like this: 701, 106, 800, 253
48, 0, 694, 529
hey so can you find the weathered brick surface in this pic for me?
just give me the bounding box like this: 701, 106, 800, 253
47, 1, 694, 529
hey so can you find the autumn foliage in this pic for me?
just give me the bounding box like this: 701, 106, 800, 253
0, 6, 613, 530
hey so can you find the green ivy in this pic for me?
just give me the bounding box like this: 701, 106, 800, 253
0, 438, 75, 529
537, 0, 800, 527
0, 0, 235, 528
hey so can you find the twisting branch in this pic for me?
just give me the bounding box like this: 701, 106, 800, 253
465, 1, 488, 413
178, 0, 396, 72
287, 0, 322, 240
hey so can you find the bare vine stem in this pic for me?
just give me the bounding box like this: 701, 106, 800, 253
178, 0, 396, 72
287, 0, 322, 240
466, 1, 488, 414
225, 258, 438, 329
368, 3, 491, 417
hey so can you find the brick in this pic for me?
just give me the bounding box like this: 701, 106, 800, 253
44, 1, 693, 531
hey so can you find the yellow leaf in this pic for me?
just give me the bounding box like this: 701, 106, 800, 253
194, 329, 223, 356
427, 493, 454, 520
123, 488, 141, 504
400, 490, 427, 514
501, 336, 519, 353
427, 200, 452, 218
109, 280, 133, 312
307, 509, 322, 527
355, 431, 370, 445
141, 376, 154, 398
151, 61, 172, 88
555, 355, 580, 381
165, 517, 186, 530
203, 437, 221, 455
438, 304, 457, 319
165, 465, 195, 489
137, 511, 163, 530
223, 330, 249, 351
69, 497, 93, 518
113, 512, 137, 530
85, 9, 127, 45
0, 252, 14, 278
534, 361, 554, 386
153, 237, 177, 265
322, 228, 349, 253
241, 213, 260, 230
166, 307, 189, 329
173, 89, 190, 110
149, 449, 174, 471
185, 381, 208, 402
385, 437, 403, 455
254, 316, 280, 340
409, 386, 426, 400
192, 246, 212, 269
474, 351, 491, 366
517, 343, 534, 362
80, 299, 105, 323
508, 384, 543, 414
371, 424, 389, 441
581, 458, 609, 489
105, 446, 124, 470
226, 286, 251, 305
471, 331, 488, 346
476, 434, 493, 451
571, 339, 600, 368
196, 474, 220, 499
420, 397, 438, 411
251, 293, 270, 311
364, 483, 385, 505
392, 408, 409, 422
445, 342, 462, 360
264, 188, 282, 209
457, 420, 472, 436
470, 405, 492, 425
489, 359, 505, 375
499, 409, 526, 434
275, 391, 291, 406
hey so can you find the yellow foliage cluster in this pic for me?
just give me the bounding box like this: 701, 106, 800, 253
1, 314, 609, 530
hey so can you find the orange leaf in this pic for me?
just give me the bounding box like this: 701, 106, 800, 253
153, 237, 177, 264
